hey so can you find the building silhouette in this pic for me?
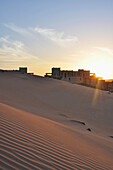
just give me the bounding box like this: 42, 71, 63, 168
45, 67, 113, 92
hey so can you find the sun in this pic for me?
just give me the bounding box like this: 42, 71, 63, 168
91, 60, 111, 79
87, 55, 112, 79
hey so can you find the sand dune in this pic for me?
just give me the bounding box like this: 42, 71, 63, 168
0, 72, 113, 135
1, 103, 113, 169
0, 72, 113, 169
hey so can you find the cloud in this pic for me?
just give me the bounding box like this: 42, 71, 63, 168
33, 27, 78, 48
0, 36, 38, 61
94, 47, 113, 56
4, 23, 78, 48
4, 23, 32, 36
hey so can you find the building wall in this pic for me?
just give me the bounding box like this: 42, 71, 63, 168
46, 67, 113, 92
70, 77, 84, 84
78, 69, 90, 78
19, 67, 27, 73
60, 71, 73, 80
86, 77, 97, 88
108, 82, 113, 92
52, 68, 61, 79
105, 81, 113, 91
0, 67, 27, 74
51, 68, 91, 84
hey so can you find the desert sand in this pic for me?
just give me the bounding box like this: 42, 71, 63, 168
0, 72, 113, 169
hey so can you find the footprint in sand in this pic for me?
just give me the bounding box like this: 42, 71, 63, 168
87, 128, 91, 132
70, 120, 86, 125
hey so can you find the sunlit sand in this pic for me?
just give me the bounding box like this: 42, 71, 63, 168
0, 72, 113, 169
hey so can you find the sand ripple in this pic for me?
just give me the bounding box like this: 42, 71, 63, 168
0, 103, 113, 170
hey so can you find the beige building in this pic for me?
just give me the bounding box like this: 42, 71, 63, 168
45, 67, 91, 84
45, 67, 113, 92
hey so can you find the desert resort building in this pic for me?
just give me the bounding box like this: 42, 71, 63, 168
0, 66, 113, 92
0, 67, 27, 74
45, 67, 113, 92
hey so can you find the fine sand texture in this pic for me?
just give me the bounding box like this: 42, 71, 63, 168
0, 72, 113, 169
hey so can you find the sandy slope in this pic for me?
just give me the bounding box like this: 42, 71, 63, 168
0, 72, 113, 169
1, 103, 113, 169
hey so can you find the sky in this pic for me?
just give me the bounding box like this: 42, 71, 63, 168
0, 0, 113, 79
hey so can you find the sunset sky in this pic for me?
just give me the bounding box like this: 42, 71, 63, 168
0, 0, 113, 79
